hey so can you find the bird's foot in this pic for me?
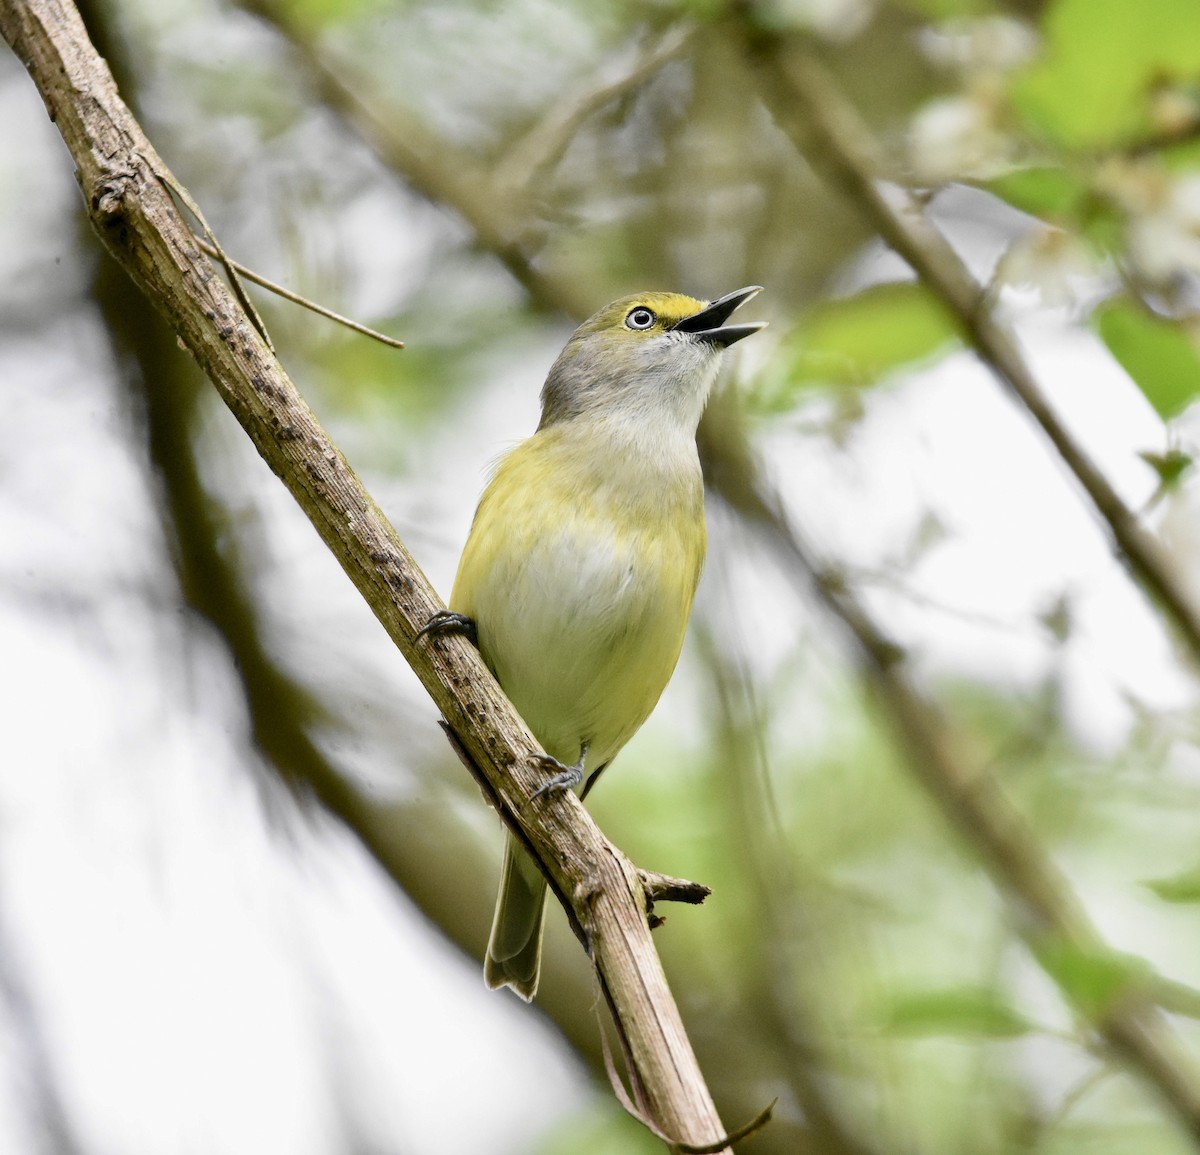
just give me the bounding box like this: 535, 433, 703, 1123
416, 610, 478, 646
531, 743, 589, 799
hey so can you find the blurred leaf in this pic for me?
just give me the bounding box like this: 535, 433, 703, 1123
1013, 0, 1200, 149
1162, 135, 1200, 173
898, 510, 951, 569
1138, 448, 1194, 491
1039, 591, 1074, 644
1039, 1120, 1200, 1155
676, 0, 726, 19
754, 283, 959, 409
986, 166, 1087, 220
882, 986, 1034, 1037
301, 293, 547, 433
1095, 299, 1200, 419
310, 334, 468, 423
1144, 863, 1200, 903
277, 0, 385, 33
1149, 976, 1200, 1021
1037, 942, 1152, 1019
535, 1102, 663, 1155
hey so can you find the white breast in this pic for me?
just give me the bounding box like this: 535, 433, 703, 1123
452, 421, 705, 771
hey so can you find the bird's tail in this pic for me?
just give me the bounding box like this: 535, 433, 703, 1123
484, 833, 547, 1000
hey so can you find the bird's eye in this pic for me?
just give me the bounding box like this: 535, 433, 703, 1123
625, 307, 657, 331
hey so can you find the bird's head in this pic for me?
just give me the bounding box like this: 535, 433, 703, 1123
538, 286, 765, 433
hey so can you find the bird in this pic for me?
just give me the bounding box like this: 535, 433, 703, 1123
423, 286, 765, 999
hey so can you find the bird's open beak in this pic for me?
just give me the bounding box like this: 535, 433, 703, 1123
670, 285, 767, 347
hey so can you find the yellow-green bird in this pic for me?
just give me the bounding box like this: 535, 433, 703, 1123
431, 286, 765, 1000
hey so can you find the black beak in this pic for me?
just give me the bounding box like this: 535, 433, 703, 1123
670, 285, 766, 347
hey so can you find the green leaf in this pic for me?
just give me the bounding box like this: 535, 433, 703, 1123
1150, 975, 1200, 1019
280, 0, 384, 32
1037, 942, 1152, 1019
754, 283, 959, 411
986, 167, 1087, 220
1096, 300, 1200, 419
1138, 448, 1194, 491
882, 987, 1035, 1038
1144, 864, 1200, 903
1012, 0, 1200, 149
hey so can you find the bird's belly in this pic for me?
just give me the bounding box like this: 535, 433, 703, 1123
470, 522, 694, 769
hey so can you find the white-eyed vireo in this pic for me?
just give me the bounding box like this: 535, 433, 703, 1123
426, 287, 765, 999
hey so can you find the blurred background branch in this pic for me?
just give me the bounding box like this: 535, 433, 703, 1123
5, 0, 1200, 1152
732, 16, 1200, 666
232, 0, 1200, 1140
702, 406, 1200, 1137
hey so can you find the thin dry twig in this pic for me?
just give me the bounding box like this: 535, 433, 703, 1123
494, 23, 694, 195
194, 237, 406, 349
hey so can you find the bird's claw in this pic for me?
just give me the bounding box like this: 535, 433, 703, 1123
416, 610, 477, 646
530, 746, 587, 799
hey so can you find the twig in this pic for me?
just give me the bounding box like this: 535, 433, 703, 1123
148, 159, 275, 352
194, 238, 406, 348
638, 869, 712, 907
493, 24, 694, 195
238, 0, 597, 320
0, 2, 733, 1150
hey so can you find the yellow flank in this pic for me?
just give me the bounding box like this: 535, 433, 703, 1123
450, 417, 706, 770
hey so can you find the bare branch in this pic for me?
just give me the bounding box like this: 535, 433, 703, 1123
493, 24, 694, 196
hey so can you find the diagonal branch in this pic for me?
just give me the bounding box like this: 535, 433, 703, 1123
731, 17, 1200, 669
492, 23, 694, 196
0, 2, 733, 1149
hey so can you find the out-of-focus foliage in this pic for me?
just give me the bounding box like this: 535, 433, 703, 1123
1096, 299, 1200, 419
754, 283, 959, 406
1146, 865, 1200, 905
1011, 0, 1200, 149
5, 0, 1200, 1153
